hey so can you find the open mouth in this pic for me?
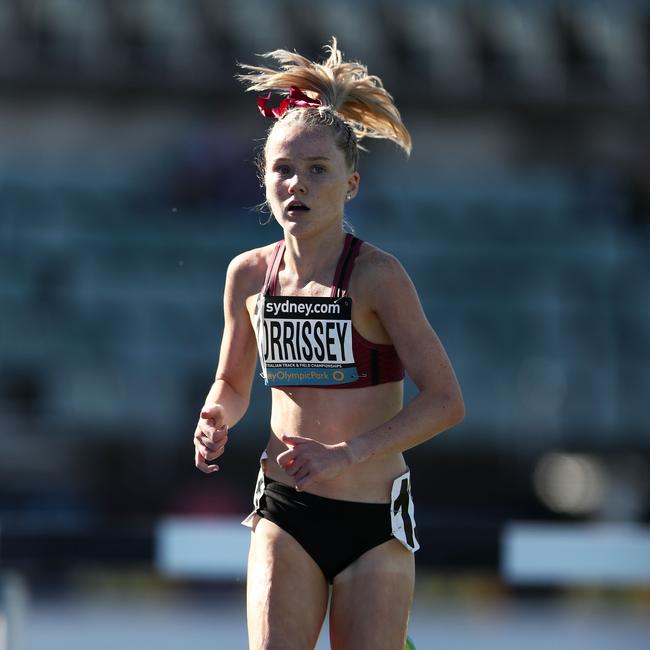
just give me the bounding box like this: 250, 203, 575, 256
286, 201, 310, 212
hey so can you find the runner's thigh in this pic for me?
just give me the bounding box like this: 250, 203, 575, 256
247, 517, 329, 650
329, 539, 415, 650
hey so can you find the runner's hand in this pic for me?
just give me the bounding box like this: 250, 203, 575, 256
276, 433, 353, 491
194, 403, 228, 473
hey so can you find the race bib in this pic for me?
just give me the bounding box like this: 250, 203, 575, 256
391, 470, 420, 552
256, 295, 359, 386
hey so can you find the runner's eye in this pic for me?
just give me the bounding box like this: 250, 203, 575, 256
274, 164, 291, 176
311, 165, 326, 174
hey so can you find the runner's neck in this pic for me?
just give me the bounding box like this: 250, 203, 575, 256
281, 230, 347, 282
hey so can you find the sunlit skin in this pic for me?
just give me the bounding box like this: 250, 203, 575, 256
193, 117, 465, 649
264, 122, 359, 244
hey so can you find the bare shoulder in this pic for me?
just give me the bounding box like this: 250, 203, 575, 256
226, 242, 279, 296
352, 241, 413, 298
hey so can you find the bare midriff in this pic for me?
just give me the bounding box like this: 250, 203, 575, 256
263, 380, 408, 503
244, 252, 408, 504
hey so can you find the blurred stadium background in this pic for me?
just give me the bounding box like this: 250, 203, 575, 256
1, 0, 649, 648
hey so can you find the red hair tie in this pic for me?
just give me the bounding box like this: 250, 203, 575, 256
257, 86, 322, 119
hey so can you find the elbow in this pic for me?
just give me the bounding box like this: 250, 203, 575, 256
441, 391, 465, 428
452, 396, 465, 426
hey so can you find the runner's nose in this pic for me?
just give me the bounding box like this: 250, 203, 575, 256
288, 174, 306, 194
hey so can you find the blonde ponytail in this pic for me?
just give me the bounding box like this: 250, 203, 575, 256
237, 37, 411, 156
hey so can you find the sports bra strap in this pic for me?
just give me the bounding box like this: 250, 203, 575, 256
263, 234, 362, 298
262, 240, 285, 296
331, 234, 363, 297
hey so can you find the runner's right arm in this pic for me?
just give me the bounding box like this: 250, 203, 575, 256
194, 252, 260, 473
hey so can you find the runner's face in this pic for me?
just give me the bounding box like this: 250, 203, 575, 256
264, 122, 359, 238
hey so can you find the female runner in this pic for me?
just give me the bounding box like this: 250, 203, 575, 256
193, 38, 465, 650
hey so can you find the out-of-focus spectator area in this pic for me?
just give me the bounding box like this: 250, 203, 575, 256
1, 0, 649, 594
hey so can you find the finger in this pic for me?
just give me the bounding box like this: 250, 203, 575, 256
294, 468, 312, 491
194, 434, 225, 455
199, 423, 228, 443
199, 434, 228, 452
207, 424, 228, 440
197, 421, 213, 437
207, 430, 228, 446
281, 434, 310, 446
283, 458, 303, 477
276, 448, 298, 468
195, 449, 219, 473
200, 444, 226, 462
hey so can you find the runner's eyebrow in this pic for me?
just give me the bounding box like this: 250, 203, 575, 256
271, 156, 331, 162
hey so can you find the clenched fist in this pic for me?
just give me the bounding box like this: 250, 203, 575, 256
194, 403, 228, 474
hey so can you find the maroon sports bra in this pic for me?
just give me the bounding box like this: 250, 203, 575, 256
257, 234, 404, 389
